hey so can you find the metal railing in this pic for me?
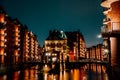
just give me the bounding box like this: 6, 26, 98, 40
101, 22, 120, 33
103, 17, 111, 24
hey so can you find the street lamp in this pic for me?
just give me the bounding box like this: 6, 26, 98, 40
97, 34, 102, 38
45, 52, 51, 63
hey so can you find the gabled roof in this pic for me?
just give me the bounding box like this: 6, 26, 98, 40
46, 29, 67, 40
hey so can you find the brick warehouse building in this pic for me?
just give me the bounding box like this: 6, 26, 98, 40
44, 30, 87, 62
0, 6, 40, 67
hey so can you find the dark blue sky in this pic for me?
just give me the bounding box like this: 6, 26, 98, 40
0, 0, 104, 47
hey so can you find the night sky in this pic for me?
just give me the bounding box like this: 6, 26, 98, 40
0, 0, 104, 47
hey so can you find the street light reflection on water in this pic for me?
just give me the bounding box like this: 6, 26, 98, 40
0, 63, 109, 80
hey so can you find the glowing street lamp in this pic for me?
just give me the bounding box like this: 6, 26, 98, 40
97, 34, 102, 38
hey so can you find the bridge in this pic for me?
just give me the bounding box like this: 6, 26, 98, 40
23, 58, 108, 66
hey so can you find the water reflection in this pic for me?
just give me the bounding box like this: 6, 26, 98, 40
0, 63, 109, 80
38, 63, 109, 80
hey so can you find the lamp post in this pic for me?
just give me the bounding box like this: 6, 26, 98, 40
103, 36, 111, 66
97, 33, 111, 66
107, 37, 111, 67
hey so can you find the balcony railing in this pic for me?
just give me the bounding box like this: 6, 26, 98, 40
103, 7, 110, 12
101, 22, 120, 34
103, 18, 111, 24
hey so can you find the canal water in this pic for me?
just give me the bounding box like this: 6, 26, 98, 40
0, 63, 109, 80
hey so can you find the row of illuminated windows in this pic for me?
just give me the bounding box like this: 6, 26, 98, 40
0, 48, 20, 55
24, 48, 38, 54
24, 40, 38, 54
45, 40, 65, 44
87, 48, 104, 60
45, 43, 64, 48
0, 41, 20, 47
0, 28, 20, 35
46, 46, 62, 51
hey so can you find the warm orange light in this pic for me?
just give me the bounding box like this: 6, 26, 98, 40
15, 26, 19, 32
13, 71, 20, 80
30, 68, 35, 79
15, 32, 19, 37
15, 37, 18, 41
15, 41, 18, 45
0, 48, 4, 55
73, 69, 80, 80
0, 41, 4, 47
0, 36, 4, 41
24, 69, 29, 80
0, 14, 5, 23
0, 30, 4, 35
1, 56, 4, 63
14, 50, 18, 56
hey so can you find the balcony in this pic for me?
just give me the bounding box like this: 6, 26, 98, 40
103, 8, 111, 15
101, 22, 120, 37
101, 0, 119, 8
103, 18, 111, 24
101, 0, 109, 8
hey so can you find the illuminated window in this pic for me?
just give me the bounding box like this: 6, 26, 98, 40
14, 50, 18, 56
15, 26, 19, 32
0, 41, 4, 47
0, 14, 5, 23
0, 48, 4, 55
15, 32, 19, 37
0, 36, 4, 41
15, 37, 18, 41
0, 29, 4, 35
15, 41, 18, 45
